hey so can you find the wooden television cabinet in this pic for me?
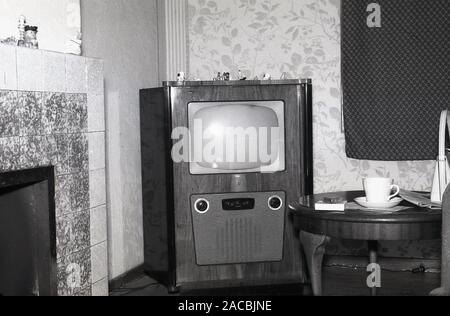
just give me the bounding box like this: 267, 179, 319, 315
140, 80, 313, 292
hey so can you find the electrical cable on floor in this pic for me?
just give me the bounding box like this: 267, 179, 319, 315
326, 264, 432, 274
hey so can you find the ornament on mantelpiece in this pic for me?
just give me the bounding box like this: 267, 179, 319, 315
66, 32, 82, 55
1, 37, 18, 46
17, 15, 26, 47
24, 25, 39, 49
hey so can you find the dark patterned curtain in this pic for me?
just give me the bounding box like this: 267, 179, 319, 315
342, 0, 450, 161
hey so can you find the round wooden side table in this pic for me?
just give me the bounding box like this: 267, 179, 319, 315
290, 191, 442, 296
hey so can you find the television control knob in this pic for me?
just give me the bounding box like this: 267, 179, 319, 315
268, 196, 283, 211
194, 199, 210, 214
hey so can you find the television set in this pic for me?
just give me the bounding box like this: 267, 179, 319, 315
188, 101, 285, 175
140, 79, 313, 293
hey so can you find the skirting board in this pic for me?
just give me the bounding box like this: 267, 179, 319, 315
324, 255, 441, 273
108, 265, 146, 292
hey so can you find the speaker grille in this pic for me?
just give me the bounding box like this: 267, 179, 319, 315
216, 217, 262, 262
191, 192, 285, 266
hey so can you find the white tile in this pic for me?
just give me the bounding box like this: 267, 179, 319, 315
92, 278, 109, 297
88, 94, 105, 132
87, 58, 104, 96
16, 47, 43, 91
0, 44, 17, 90
66, 54, 87, 93
89, 132, 106, 171
91, 241, 108, 283
42, 51, 66, 92
89, 168, 106, 208
90, 205, 107, 246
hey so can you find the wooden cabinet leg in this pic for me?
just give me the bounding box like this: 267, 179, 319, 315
300, 231, 330, 296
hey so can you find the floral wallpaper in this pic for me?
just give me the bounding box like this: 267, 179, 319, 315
188, 0, 440, 259
188, 0, 435, 194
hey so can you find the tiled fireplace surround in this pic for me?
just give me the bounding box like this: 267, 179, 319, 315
0, 45, 107, 296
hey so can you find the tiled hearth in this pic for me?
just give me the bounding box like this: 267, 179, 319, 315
0, 45, 107, 296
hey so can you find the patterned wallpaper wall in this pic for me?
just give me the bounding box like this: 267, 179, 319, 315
188, 0, 435, 194
187, 0, 440, 259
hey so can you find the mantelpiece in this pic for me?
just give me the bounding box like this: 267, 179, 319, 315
0, 44, 107, 296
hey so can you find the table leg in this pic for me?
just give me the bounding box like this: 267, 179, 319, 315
299, 231, 331, 296
368, 241, 379, 296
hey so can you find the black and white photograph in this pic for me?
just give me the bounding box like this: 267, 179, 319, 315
0, 0, 450, 301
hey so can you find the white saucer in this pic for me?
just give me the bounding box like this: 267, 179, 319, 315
354, 197, 404, 209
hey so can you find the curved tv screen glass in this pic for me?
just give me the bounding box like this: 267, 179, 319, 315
188, 101, 285, 175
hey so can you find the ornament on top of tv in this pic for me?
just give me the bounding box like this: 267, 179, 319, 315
177, 72, 186, 82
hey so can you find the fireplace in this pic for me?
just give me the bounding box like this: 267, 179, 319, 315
0, 46, 107, 296
0, 168, 57, 296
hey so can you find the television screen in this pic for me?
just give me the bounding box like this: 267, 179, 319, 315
188, 101, 285, 175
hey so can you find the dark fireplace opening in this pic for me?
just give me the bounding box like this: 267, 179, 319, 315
0, 168, 57, 296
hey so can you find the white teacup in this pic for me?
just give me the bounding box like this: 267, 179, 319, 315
363, 178, 400, 203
